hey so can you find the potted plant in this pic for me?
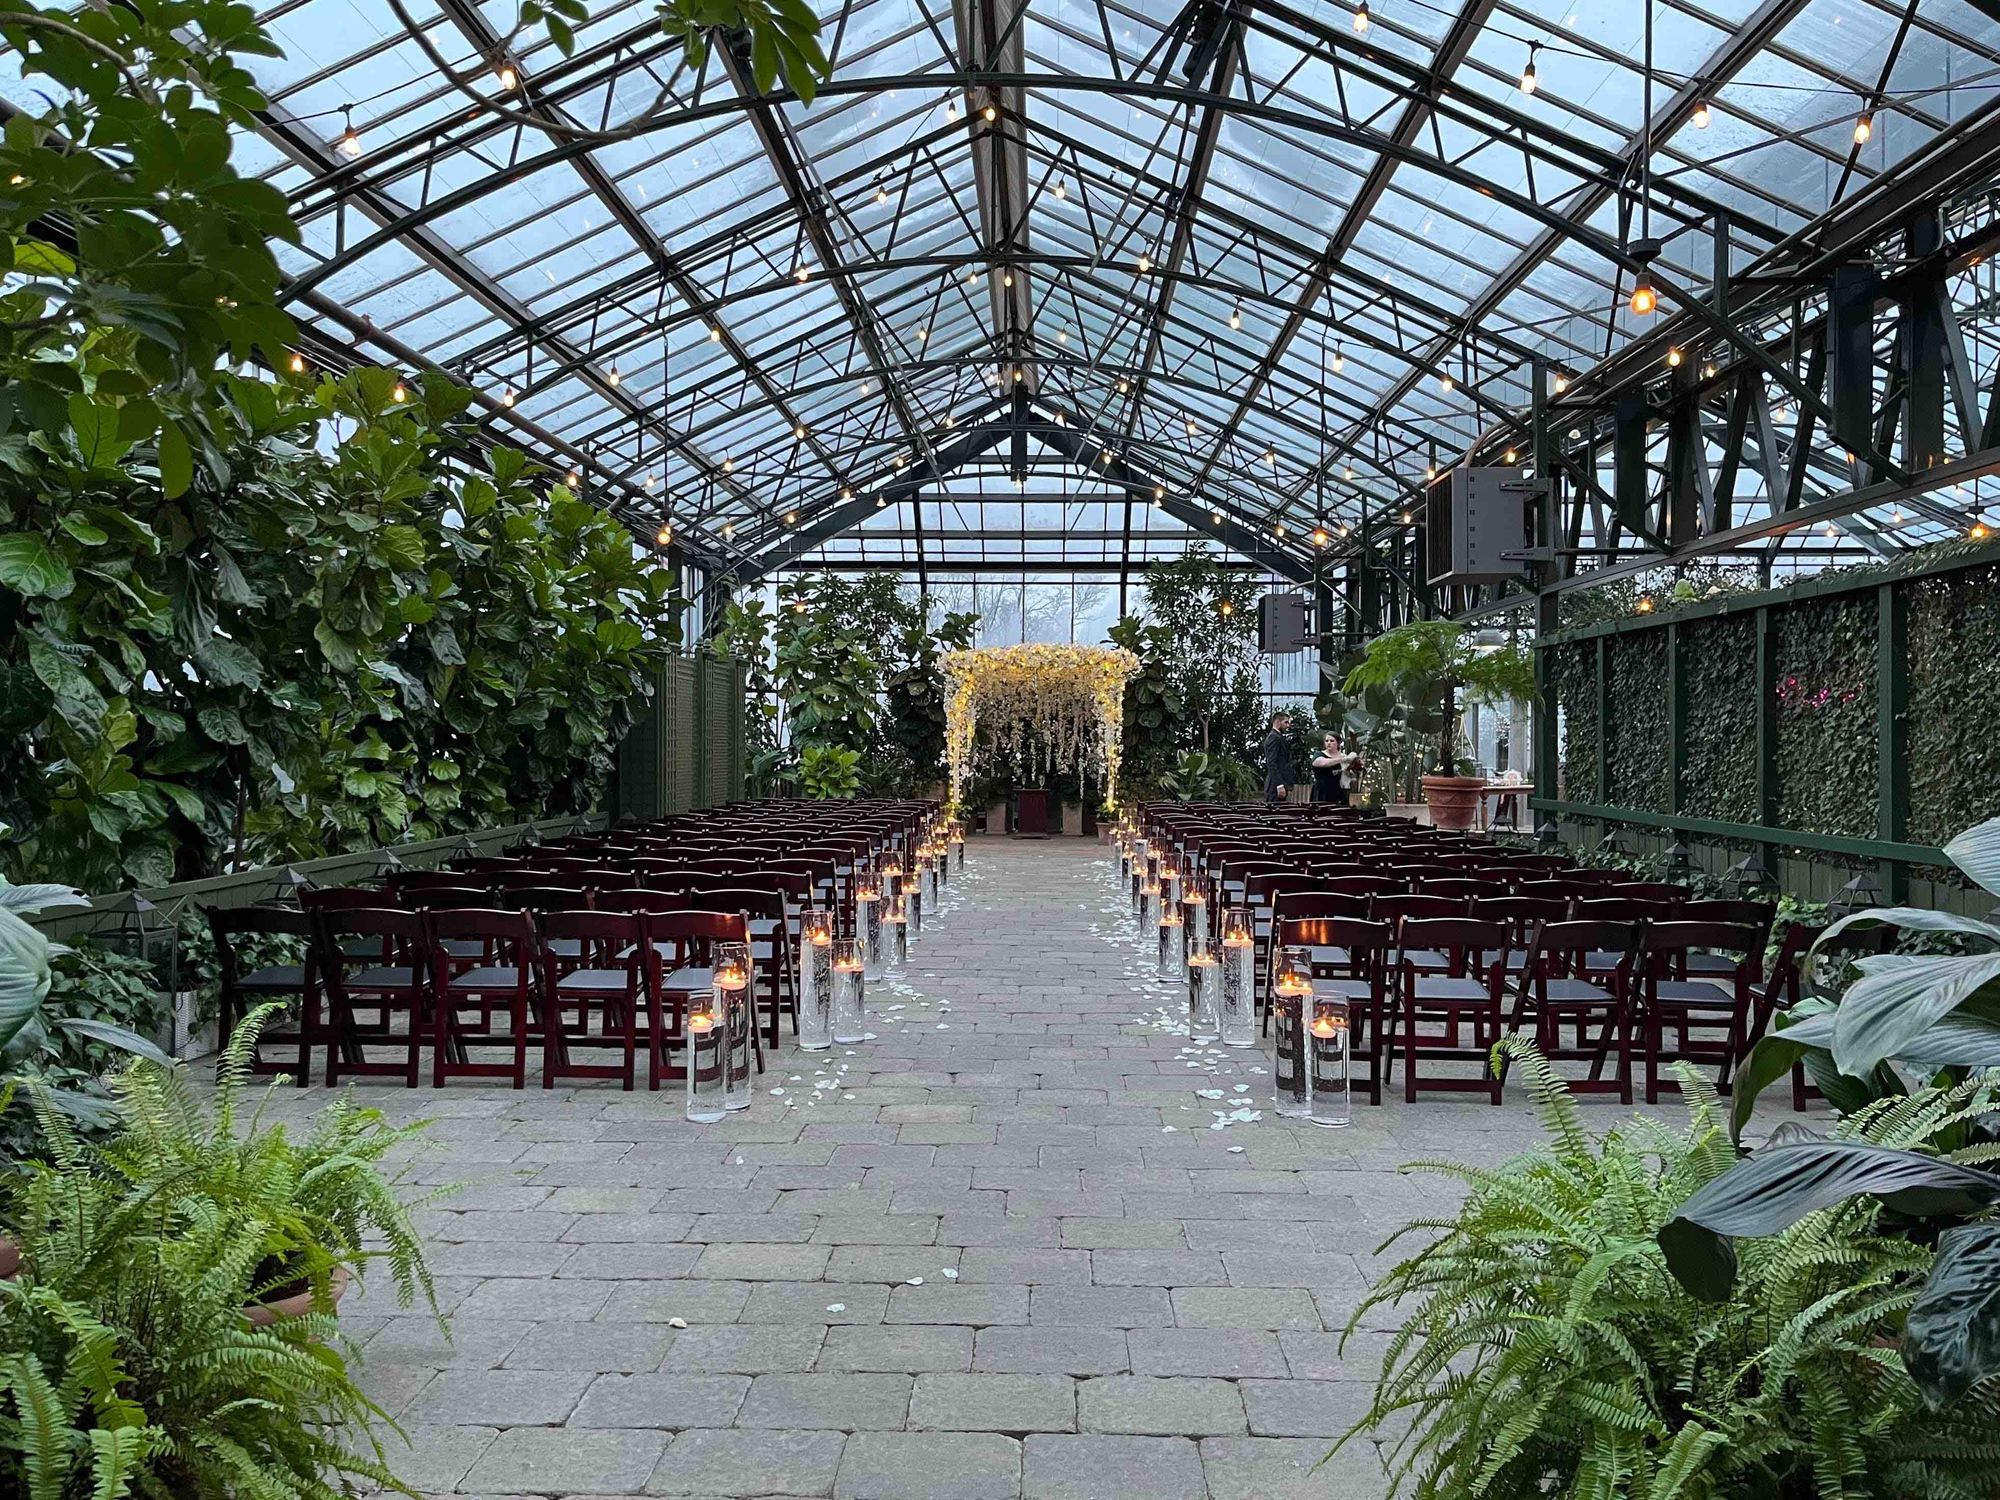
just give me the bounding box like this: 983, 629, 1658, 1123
1335, 1041, 2000, 1496
1342, 620, 1534, 829
1, 1010, 444, 1499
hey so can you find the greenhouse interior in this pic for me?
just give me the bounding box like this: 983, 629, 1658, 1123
7, 0, 2000, 1496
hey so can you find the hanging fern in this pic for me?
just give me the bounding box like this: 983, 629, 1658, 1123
1332, 1041, 2000, 1498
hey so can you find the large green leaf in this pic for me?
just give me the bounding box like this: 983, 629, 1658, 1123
1832, 951, 2000, 1076
0, 883, 90, 916
0, 904, 53, 1059
1904, 1223, 2000, 1408
1661, 1140, 2000, 1302
51, 1015, 174, 1068
1946, 816, 2000, 899
0, 533, 74, 598
1729, 1008, 1837, 1142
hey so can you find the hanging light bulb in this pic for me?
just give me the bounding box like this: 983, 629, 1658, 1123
1117, 377, 1130, 394
1002, 270, 1014, 288
1519, 44, 1539, 96
1330, 343, 1345, 373
1056, 327, 1068, 345
1438, 370, 1454, 393
722, 520, 735, 539
288, 352, 305, 374
1854, 110, 1874, 145
656, 522, 672, 547
1503, 448, 1517, 464
1054, 179, 1068, 202
1890, 506, 1904, 524
567, 467, 581, 487
1153, 483, 1166, 500
1211, 508, 1222, 523
334, 105, 362, 159
1229, 303, 1242, 330
501, 384, 516, 407
785, 510, 798, 525
1137, 248, 1152, 273
979, 102, 996, 122
1692, 99, 1712, 129
606, 363, 621, 387
1312, 523, 1330, 547
1553, 370, 1569, 393
1630, 267, 1657, 317
795, 423, 807, 439
874, 178, 888, 205
495, 57, 520, 91
1666, 346, 1683, 368
794, 263, 810, 282
1353, 0, 1369, 33
707, 324, 722, 342
391, 379, 408, 403
1185, 416, 1199, 435
1265, 448, 1277, 467
1703, 362, 1717, 378
1013, 366, 1025, 383
946, 98, 960, 122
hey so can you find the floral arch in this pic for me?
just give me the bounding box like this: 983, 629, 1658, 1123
942, 644, 1140, 810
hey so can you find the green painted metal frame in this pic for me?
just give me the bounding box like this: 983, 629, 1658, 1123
1532, 536, 2000, 878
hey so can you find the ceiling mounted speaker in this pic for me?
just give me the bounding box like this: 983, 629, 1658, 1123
1258, 592, 1311, 653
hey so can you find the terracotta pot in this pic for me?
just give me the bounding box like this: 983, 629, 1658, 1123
244, 1263, 350, 1327
0, 1235, 18, 1282
1420, 774, 1488, 831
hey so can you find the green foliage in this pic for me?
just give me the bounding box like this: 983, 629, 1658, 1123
1137, 550, 1266, 761
1603, 630, 1668, 812
766, 575, 978, 795
0, 1282, 164, 1500
1158, 751, 1259, 802
1106, 616, 1181, 796
1341, 1041, 2000, 1498
1905, 562, 2000, 848
797, 743, 861, 800
653, 0, 830, 103
1680, 613, 1760, 823
0, 4, 681, 892
1345, 620, 1534, 771
1548, 640, 1600, 804
710, 596, 781, 782
1773, 594, 1877, 839
1, 1013, 443, 1499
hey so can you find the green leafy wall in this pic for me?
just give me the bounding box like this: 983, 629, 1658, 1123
1772, 594, 1877, 838
1603, 632, 1668, 812
1549, 641, 1599, 804
1678, 614, 1759, 824
1906, 562, 2000, 848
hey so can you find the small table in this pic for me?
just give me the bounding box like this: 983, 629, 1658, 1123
1014, 788, 1050, 836
1476, 783, 1534, 831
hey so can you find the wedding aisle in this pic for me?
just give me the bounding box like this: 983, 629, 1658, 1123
304, 838, 1557, 1500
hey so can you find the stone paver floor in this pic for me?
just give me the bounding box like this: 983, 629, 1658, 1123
265, 838, 1691, 1499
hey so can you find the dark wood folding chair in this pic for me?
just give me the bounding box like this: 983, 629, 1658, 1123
205, 905, 320, 1085
641, 910, 755, 1091
538, 910, 651, 1090
315, 906, 431, 1089
1512, 918, 1640, 1101
1281, 914, 1394, 1107
679, 886, 795, 1048
422, 908, 542, 1089
1397, 915, 1512, 1105
1634, 920, 1763, 1102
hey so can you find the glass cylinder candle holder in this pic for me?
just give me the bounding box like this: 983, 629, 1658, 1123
1219, 906, 1257, 1048
831, 937, 867, 1044
1271, 945, 1314, 1118
952, 825, 966, 870
1157, 907, 1185, 983
1138, 876, 1159, 934
1310, 994, 1352, 1129
1183, 884, 1208, 952
856, 865, 885, 981
882, 891, 909, 971
908, 870, 924, 937
797, 907, 835, 1050
712, 941, 754, 1111
1187, 943, 1221, 1042
1159, 861, 1180, 910
684, 994, 728, 1122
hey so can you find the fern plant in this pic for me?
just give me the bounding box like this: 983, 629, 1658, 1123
2, 1011, 445, 1499
0, 1282, 163, 1500
1336, 1040, 2000, 1499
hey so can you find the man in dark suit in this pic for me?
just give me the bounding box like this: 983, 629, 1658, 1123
1261, 710, 1292, 805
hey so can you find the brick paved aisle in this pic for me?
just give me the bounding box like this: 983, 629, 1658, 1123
318, 837, 1561, 1499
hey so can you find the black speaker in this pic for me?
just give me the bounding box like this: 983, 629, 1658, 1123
1258, 592, 1311, 653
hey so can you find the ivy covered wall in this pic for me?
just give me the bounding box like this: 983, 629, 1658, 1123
1678, 614, 1758, 824
1906, 561, 2000, 849
1542, 541, 2000, 874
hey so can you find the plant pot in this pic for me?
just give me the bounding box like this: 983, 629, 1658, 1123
0, 1234, 18, 1281
1061, 802, 1084, 836
1420, 774, 1488, 831
244, 1263, 350, 1327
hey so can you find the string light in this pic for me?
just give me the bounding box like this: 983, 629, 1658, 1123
391, 380, 408, 403
655, 522, 672, 547
1553, 371, 1569, 393
288, 353, 305, 373
794, 263, 810, 282
708, 324, 722, 342
1186, 416, 1199, 435
1889, 506, 1905, 525
495, 58, 520, 91
566, 467, 581, 487
1219, 599, 1235, 615
1014, 366, 1025, 383
946, 99, 959, 122
606, 363, 621, 387
1854, 110, 1874, 145
874, 178, 888, 205
1666, 346, 1683, 368
1635, 596, 1655, 614
1117, 378, 1130, 393
501, 385, 516, 407
795, 423, 807, 439
1054, 179, 1067, 201
1503, 448, 1516, 464
1353, 0, 1369, 33
1703, 362, 1717, 378
1211, 509, 1222, 523
1137, 248, 1152, 273
1518, 44, 1538, 96
721, 456, 735, 473
1229, 303, 1242, 330
1154, 483, 1166, 500
1265, 448, 1277, 467
1057, 327, 1068, 344
1330, 343, 1345, 373
785, 510, 799, 525
722, 521, 735, 539
334, 105, 362, 160
1630, 268, 1657, 316
1002, 270, 1014, 287
1692, 100, 1711, 129
1438, 370, 1454, 393
1312, 524, 1330, 547
982, 103, 997, 122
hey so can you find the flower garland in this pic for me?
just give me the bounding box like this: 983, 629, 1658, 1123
942, 644, 1140, 809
